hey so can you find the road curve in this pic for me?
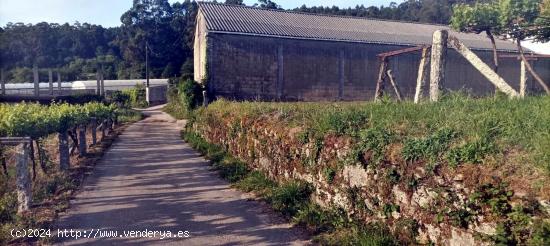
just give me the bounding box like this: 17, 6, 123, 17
54, 105, 308, 245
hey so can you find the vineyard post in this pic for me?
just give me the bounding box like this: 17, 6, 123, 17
100, 65, 105, 96
78, 125, 87, 156
15, 141, 31, 214
101, 120, 106, 139
430, 30, 448, 102
48, 69, 53, 96
58, 131, 70, 170
33, 65, 39, 97
91, 118, 97, 145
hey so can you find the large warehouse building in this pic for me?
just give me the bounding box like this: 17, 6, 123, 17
194, 2, 550, 101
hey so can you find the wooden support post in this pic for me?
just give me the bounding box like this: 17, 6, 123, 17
15, 142, 31, 214
57, 71, 62, 95
277, 45, 284, 100
58, 131, 70, 170
414, 47, 431, 103
33, 65, 39, 97
338, 50, 345, 100
91, 118, 97, 145
374, 59, 388, 101
48, 69, 53, 95
430, 30, 448, 102
1, 69, 5, 96
520, 60, 527, 98
78, 125, 87, 156
448, 36, 519, 98
386, 70, 402, 101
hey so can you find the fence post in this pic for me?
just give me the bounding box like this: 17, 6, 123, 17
414, 47, 431, 103
91, 118, 97, 145
520, 60, 527, 98
1, 69, 5, 96
78, 125, 87, 156
33, 65, 39, 97
15, 142, 31, 214
58, 131, 70, 170
374, 59, 388, 101
429, 30, 448, 102
101, 120, 107, 140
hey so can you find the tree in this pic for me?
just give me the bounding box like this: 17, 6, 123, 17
225, 0, 244, 5
254, 0, 280, 9
451, 2, 502, 72
499, 0, 549, 94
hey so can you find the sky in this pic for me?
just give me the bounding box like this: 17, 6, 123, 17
0, 0, 396, 28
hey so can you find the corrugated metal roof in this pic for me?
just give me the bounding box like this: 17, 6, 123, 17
198, 2, 518, 51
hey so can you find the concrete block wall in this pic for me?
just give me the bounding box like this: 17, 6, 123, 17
205, 33, 550, 101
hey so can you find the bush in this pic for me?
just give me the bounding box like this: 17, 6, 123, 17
164, 79, 203, 119
269, 181, 312, 216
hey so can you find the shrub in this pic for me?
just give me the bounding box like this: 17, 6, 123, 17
164, 79, 203, 119
270, 181, 312, 216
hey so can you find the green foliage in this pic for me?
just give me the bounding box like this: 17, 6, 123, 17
294, 203, 350, 233
402, 128, 457, 163
164, 79, 203, 119
0, 102, 115, 138
451, 3, 502, 34
270, 181, 312, 216
323, 167, 336, 183
468, 182, 513, 216
529, 220, 550, 245
314, 223, 398, 246
0, 193, 17, 224
234, 171, 276, 196
355, 127, 393, 167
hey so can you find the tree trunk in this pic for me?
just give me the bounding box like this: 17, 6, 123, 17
35, 140, 47, 174
486, 30, 499, 74
0, 147, 7, 177
78, 125, 87, 156
58, 131, 70, 170
516, 39, 550, 95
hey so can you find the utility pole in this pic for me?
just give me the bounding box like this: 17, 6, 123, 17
145, 41, 151, 104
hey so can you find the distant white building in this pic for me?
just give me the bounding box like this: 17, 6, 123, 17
3, 79, 169, 95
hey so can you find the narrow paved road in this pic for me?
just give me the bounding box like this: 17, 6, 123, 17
55, 106, 308, 245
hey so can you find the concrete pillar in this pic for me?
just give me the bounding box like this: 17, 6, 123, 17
78, 125, 87, 156
338, 50, 345, 100
520, 60, 527, 98
100, 66, 105, 96
96, 70, 101, 96
57, 71, 62, 95
414, 47, 431, 104
277, 45, 284, 100
430, 30, 448, 102
33, 65, 39, 97
91, 118, 97, 145
1, 69, 5, 96
58, 131, 70, 170
48, 69, 53, 95
15, 142, 31, 214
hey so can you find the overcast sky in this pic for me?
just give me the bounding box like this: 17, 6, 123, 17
0, 0, 397, 28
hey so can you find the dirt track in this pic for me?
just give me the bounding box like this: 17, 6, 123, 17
55, 106, 308, 245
